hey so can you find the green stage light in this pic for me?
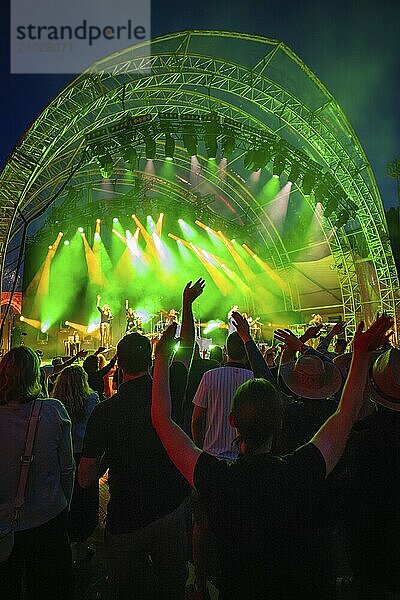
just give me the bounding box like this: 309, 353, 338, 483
64, 240, 70, 246
78, 227, 84, 233
113, 217, 118, 223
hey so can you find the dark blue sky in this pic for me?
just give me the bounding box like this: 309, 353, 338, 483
1, 0, 399, 208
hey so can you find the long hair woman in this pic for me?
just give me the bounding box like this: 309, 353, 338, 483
0, 346, 74, 600
53, 365, 99, 561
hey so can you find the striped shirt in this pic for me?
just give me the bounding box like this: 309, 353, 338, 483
193, 364, 253, 461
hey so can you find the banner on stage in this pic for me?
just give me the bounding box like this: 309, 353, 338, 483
10, 0, 151, 74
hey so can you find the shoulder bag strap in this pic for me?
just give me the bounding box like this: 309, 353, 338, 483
12, 400, 43, 523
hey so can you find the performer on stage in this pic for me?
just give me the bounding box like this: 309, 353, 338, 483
227, 305, 239, 334
97, 295, 113, 348
125, 300, 136, 333
166, 308, 179, 325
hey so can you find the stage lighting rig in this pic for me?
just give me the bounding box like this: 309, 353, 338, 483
335, 209, 350, 229
96, 151, 114, 179
272, 151, 286, 177
183, 126, 197, 157
244, 146, 271, 171
287, 162, 301, 184
144, 133, 156, 160
122, 147, 138, 172
204, 112, 220, 159
164, 133, 175, 159
221, 133, 235, 159
302, 170, 316, 195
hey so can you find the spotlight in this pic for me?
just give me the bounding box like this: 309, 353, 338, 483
113, 217, 118, 223
324, 197, 339, 218
204, 113, 220, 159
183, 134, 197, 157
144, 135, 156, 160
122, 147, 138, 172
221, 134, 235, 159
65, 320, 69, 326
272, 153, 286, 177
64, 240, 70, 246
96, 152, 114, 178
96, 218, 101, 223
287, 163, 301, 184
243, 146, 270, 171
314, 182, 330, 204
78, 227, 84, 233
302, 171, 316, 195
164, 133, 175, 159
20, 315, 24, 321
335, 209, 350, 228
48, 245, 53, 250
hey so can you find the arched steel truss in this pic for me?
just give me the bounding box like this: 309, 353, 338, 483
0, 31, 398, 335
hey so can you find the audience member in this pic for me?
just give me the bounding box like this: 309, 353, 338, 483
182, 343, 220, 436
82, 350, 116, 400
77, 280, 206, 600
0, 347, 74, 600
278, 350, 342, 452
332, 346, 400, 599
209, 345, 223, 364
152, 287, 392, 600
53, 365, 99, 562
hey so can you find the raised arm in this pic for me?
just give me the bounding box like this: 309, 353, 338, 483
231, 311, 275, 382
311, 315, 392, 476
317, 321, 346, 354
177, 278, 205, 370
96, 295, 101, 310
53, 349, 88, 375
152, 323, 202, 488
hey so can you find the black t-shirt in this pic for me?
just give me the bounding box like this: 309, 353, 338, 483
194, 444, 328, 600
86, 358, 116, 400
330, 409, 400, 591
82, 374, 189, 533
279, 397, 337, 454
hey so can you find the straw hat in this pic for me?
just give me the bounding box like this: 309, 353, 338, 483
280, 354, 342, 400
367, 348, 400, 411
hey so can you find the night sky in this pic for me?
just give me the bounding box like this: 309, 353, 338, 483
1, 0, 399, 208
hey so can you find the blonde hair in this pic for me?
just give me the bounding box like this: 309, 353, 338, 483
0, 347, 42, 405
53, 365, 91, 424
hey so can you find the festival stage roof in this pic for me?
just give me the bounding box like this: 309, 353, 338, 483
0, 31, 398, 336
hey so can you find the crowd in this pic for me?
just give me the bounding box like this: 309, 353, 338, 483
0, 278, 399, 600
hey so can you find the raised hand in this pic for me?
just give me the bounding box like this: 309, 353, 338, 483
330, 321, 346, 337
274, 328, 304, 351
231, 311, 251, 342
155, 323, 178, 359
77, 349, 88, 358
183, 278, 205, 305
301, 323, 323, 342
353, 314, 393, 355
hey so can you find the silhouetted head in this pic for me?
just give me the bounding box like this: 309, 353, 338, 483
0, 346, 42, 405
226, 332, 246, 362
230, 378, 283, 454
117, 333, 152, 376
